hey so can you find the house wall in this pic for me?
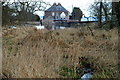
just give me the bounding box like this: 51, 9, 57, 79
44, 11, 53, 19
44, 11, 69, 20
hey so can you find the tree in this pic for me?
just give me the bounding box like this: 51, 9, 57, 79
2, 4, 16, 25
112, 2, 120, 26
89, 1, 112, 28
2, 0, 51, 25
71, 7, 83, 21
99, 1, 102, 27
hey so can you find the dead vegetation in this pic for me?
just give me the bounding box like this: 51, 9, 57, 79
2, 25, 118, 78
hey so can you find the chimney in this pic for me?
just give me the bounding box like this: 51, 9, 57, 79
58, 3, 61, 6
53, 3, 57, 6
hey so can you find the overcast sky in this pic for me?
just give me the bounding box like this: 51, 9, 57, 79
34, 0, 95, 17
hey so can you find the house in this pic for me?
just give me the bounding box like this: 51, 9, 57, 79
44, 3, 69, 21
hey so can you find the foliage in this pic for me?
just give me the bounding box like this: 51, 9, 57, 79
93, 67, 117, 78
59, 65, 80, 78
71, 7, 83, 21
59, 56, 95, 78
112, 2, 120, 26
2, 1, 51, 26
2, 5, 16, 25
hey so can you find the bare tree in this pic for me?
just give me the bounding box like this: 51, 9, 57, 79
99, 1, 102, 27
2, 0, 51, 25
89, 1, 112, 28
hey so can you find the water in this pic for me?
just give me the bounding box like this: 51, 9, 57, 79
79, 68, 93, 80
80, 63, 94, 80
80, 73, 93, 80
35, 25, 65, 30
59, 26, 66, 29
52, 25, 65, 30
9, 26, 16, 29
35, 25, 45, 29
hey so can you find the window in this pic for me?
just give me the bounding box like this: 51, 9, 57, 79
56, 13, 59, 20
52, 12, 55, 16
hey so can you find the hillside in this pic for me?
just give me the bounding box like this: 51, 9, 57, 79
2, 25, 118, 78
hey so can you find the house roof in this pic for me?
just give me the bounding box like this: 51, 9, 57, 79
45, 3, 69, 12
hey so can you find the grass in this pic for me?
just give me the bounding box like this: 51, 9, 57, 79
2, 24, 118, 78
59, 65, 78, 78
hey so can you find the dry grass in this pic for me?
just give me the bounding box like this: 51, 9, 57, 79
2, 25, 118, 78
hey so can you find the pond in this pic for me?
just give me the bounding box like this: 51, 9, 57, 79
35, 25, 45, 29
35, 25, 66, 30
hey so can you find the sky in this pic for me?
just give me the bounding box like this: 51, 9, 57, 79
34, 0, 95, 17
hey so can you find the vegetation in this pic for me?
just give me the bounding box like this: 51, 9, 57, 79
2, 24, 118, 78
71, 7, 83, 21
2, 1, 51, 26
89, 1, 120, 28
1, 0, 119, 79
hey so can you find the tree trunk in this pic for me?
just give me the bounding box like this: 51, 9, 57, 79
112, 2, 120, 26
99, 1, 102, 28
102, 5, 108, 21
